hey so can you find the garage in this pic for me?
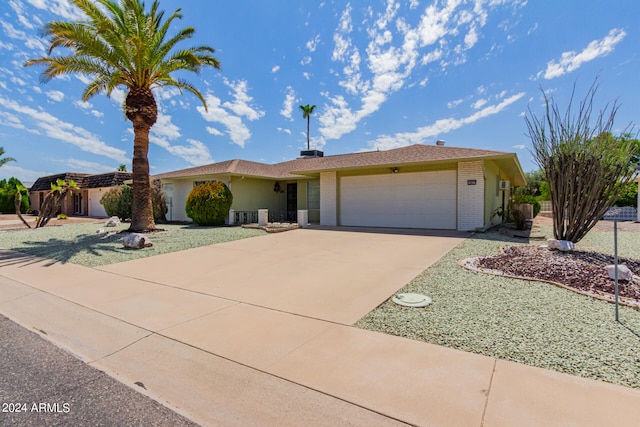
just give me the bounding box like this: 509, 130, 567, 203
88, 188, 108, 217
339, 170, 457, 229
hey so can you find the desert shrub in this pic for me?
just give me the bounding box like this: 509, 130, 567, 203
57, 213, 68, 219
614, 181, 638, 207
151, 179, 168, 222
100, 184, 132, 220
185, 181, 233, 226
512, 194, 541, 217
101, 182, 168, 222
0, 178, 30, 213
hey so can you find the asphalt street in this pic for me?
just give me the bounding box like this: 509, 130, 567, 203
0, 314, 199, 427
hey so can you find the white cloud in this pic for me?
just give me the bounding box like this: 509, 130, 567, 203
9, 0, 36, 29
300, 56, 312, 66
471, 98, 488, 109
272, 65, 280, 73
447, 99, 463, 109
147, 108, 213, 165
74, 100, 92, 109
320, 0, 500, 141
0, 110, 24, 129
277, 127, 292, 135
368, 92, 526, 150
206, 126, 223, 136
25, 0, 85, 20
306, 34, 321, 52
280, 86, 296, 120
151, 136, 213, 166
63, 158, 115, 173
45, 90, 65, 102
91, 110, 104, 118
0, 19, 45, 52
10, 77, 26, 86
152, 112, 181, 140
538, 28, 626, 80
222, 79, 264, 121
512, 144, 526, 150
197, 93, 252, 148
0, 164, 51, 183
0, 96, 128, 162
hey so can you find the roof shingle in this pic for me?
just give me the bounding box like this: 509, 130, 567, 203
153, 144, 512, 180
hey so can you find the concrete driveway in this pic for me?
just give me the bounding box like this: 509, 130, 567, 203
97, 227, 467, 325
4, 227, 638, 426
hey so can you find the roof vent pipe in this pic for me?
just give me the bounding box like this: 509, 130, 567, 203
436, 140, 445, 146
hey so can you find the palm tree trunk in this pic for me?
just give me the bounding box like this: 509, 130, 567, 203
130, 118, 156, 232
306, 116, 310, 150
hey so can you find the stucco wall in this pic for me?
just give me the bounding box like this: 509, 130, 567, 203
162, 177, 291, 222
320, 171, 337, 226
229, 178, 285, 212
483, 160, 504, 227
457, 160, 485, 231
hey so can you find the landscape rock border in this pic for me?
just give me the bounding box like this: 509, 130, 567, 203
459, 247, 640, 308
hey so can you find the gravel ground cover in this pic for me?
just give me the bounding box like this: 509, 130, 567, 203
356, 228, 640, 389
0, 223, 265, 267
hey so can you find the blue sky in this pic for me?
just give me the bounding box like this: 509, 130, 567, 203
0, 0, 638, 184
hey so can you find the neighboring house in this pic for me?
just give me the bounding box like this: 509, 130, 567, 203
29, 171, 133, 217
155, 143, 526, 231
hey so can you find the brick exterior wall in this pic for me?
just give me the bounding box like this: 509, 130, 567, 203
320, 171, 337, 226
457, 160, 484, 231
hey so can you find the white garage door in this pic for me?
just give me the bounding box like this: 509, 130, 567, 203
88, 189, 108, 217
339, 170, 457, 229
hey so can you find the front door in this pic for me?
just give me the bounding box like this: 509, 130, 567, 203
286, 183, 297, 222
73, 193, 83, 215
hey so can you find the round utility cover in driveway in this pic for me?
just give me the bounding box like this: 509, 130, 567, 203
392, 293, 432, 307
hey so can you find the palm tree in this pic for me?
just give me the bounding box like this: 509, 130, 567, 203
299, 104, 316, 150
25, 0, 220, 232
117, 164, 127, 172
0, 147, 16, 167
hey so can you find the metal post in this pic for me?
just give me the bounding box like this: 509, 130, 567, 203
614, 219, 619, 322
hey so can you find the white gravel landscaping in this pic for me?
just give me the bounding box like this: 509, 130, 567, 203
356, 228, 640, 390
0, 222, 266, 267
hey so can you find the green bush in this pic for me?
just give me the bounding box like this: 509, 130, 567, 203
614, 181, 638, 207
100, 184, 132, 220
0, 178, 30, 214
185, 181, 233, 226
100, 182, 168, 222
151, 179, 168, 222
512, 194, 541, 217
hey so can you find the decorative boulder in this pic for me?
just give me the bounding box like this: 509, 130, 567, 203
605, 264, 634, 281
123, 233, 153, 249
105, 216, 121, 227
546, 239, 574, 252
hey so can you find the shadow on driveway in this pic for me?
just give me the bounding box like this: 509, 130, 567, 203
0, 232, 127, 266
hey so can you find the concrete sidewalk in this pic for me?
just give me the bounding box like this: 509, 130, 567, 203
1, 229, 640, 426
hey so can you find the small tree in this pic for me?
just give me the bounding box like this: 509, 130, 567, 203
185, 182, 232, 226
36, 179, 78, 228
525, 79, 637, 243
14, 184, 31, 228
